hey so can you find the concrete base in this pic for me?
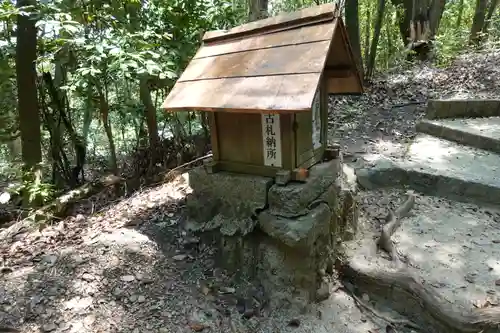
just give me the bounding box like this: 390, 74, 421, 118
354, 99, 500, 205
426, 99, 500, 119
416, 117, 500, 154
355, 134, 500, 205
184, 158, 358, 303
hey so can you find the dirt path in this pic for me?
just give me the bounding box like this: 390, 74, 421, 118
0, 175, 387, 333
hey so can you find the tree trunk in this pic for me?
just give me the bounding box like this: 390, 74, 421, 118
363, 4, 371, 65
391, 0, 413, 45
139, 77, 160, 158
97, 88, 118, 174
82, 91, 93, 143
365, 0, 386, 79
127, 2, 161, 164
392, 0, 432, 60
469, 0, 488, 45
346, 0, 364, 75
455, 0, 465, 30
429, 0, 447, 37
481, 0, 499, 36
385, 15, 392, 67
16, 0, 41, 169
248, 0, 268, 22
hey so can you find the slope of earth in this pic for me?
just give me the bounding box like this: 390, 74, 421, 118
329, 48, 500, 162
0, 172, 392, 333
0, 174, 407, 333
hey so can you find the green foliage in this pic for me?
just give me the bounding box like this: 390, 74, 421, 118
2, 165, 55, 207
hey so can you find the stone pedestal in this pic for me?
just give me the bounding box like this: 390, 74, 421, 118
184, 157, 358, 303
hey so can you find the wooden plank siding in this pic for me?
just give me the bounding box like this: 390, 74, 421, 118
179, 41, 331, 81
194, 23, 334, 60
202, 3, 337, 43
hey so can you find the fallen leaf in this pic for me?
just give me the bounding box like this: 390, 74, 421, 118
190, 323, 206, 332
218, 287, 235, 294
120, 275, 135, 282
201, 285, 210, 295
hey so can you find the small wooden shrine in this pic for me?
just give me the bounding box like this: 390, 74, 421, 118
162, 3, 363, 183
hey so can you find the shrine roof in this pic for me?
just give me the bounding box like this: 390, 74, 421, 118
162, 3, 363, 114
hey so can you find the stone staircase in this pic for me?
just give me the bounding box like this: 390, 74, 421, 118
355, 99, 500, 205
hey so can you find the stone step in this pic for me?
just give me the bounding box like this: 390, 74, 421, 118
426, 99, 500, 119
416, 117, 500, 154
355, 134, 500, 205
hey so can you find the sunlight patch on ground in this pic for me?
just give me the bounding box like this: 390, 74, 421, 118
433, 244, 464, 270
64, 296, 94, 312
471, 122, 500, 132
373, 138, 404, 155
407, 136, 460, 165
387, 74, 409, 84
391, 197, 500, 307
91, 228, 152, 247
6, 265, 35, 280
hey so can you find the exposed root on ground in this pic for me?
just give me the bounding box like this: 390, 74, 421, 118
377, 192, 415, 263
338, 192, 500, 333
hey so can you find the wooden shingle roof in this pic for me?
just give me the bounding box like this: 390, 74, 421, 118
162, 3, 363, 114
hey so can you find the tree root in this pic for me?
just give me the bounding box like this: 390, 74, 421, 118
346, 286, 421, 330
337, 192, 500, 333
377, 192, 415, 263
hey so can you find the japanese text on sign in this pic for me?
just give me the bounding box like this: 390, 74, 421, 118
261, 113, 282, 168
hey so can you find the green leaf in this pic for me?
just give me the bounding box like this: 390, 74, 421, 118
109, 47, 122, 56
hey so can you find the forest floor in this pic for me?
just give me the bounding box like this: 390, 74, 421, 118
1, 49, 500, 333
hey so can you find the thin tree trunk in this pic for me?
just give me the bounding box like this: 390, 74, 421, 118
82, 90, 93, 143
429, 0, 447, 37
139, 77, 160, 159
16, 0, 42, 169
248, 0, 268, 22
455, 0, 465, 30
481, 0, 499, 36
363, 4, 371, 64
391, 0, 413, 46
127, 2, 161, 164
365, 0, 386, 79
385, 14, 392, 68
469, 0, 488, 45
346, 0, 364, 75
97, 87, 118, 174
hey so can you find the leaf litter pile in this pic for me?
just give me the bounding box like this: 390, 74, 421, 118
329, 49, 500, 161
1, 49, 500, 333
